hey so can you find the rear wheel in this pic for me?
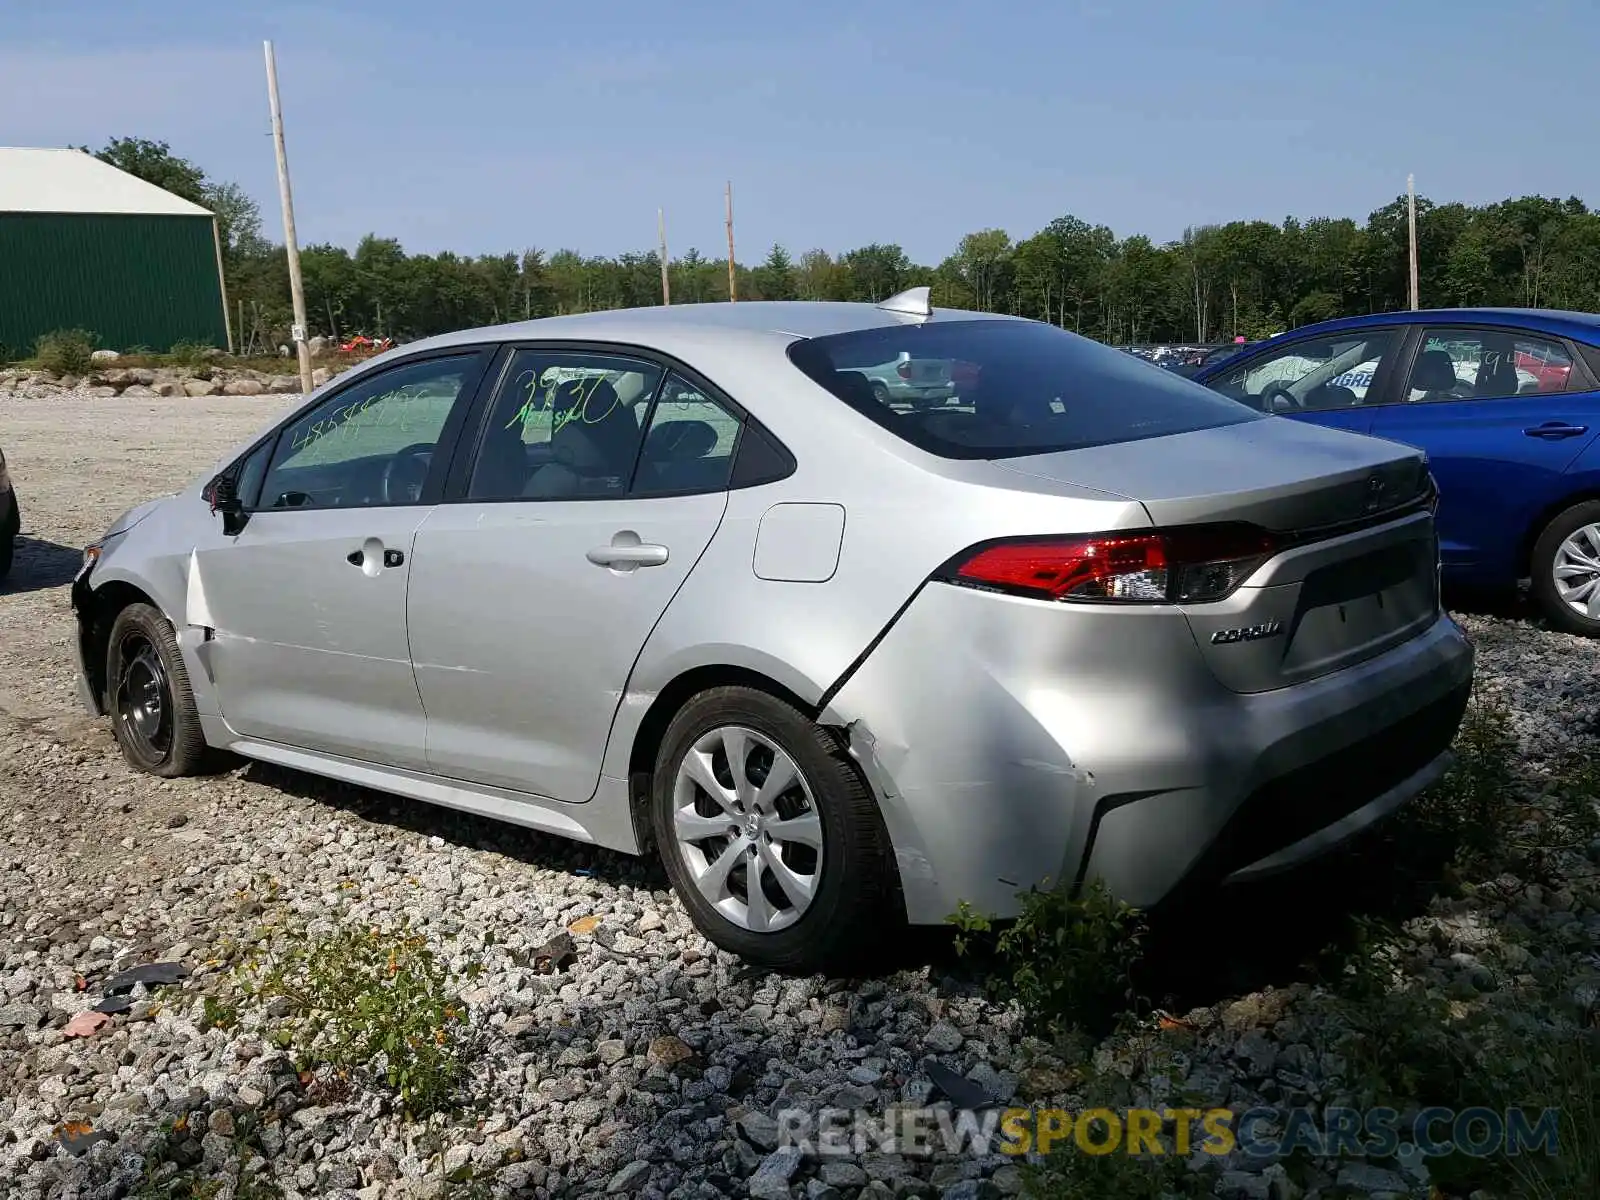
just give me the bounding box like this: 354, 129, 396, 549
106, 603, 217, 776
1531, 500, 1600, 636
652, 686, 895, 972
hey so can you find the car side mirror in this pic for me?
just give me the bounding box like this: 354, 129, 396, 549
206, 473, 250, 536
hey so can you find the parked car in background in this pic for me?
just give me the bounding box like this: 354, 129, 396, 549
1194, 308, 1600, 634
0, 443, 16, 581
71, 294, 1471, 970
1168, 344, 1251, 378
858, 350, 954, 408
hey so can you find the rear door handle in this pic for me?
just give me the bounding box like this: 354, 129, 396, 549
587, 536, 669, 569
1524, 422, 1589, 439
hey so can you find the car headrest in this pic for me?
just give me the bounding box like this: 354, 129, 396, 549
974, 365, 1052, 423
550, 382, 637, 475
1411, 349, 1458, 392
644, 419, 719, 462
553, 378, 621, 423
1476, 352, 1521, 397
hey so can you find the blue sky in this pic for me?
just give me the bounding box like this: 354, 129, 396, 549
2, 0, 1593, 263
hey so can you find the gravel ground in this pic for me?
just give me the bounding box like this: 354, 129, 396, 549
2, 393, 1598, 1200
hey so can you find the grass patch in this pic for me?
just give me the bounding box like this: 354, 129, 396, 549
1303, 924, 1600, 1197
949, 878, 1146, 1038
1402, 692, 1521, 878
131, 1112, 282, 1200
1402, 692, 1598, 887
243, 920, 478, 1117
166, 340, 217, 368
33, 328, 98, 376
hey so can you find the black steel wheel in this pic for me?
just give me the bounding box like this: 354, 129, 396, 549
105, 602, 219, 777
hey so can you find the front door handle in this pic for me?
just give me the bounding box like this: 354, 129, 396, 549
1524, 422, 1589, 440
346, 543, 406, 570
587, 532, 669, 570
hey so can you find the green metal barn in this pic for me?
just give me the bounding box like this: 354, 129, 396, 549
0, 147, 230, 356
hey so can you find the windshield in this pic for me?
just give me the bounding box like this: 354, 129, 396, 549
786, 320, 1261, 460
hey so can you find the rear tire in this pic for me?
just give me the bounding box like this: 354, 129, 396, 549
106, 602, 218, 777
651, 686, 896, 972
1531, 500, 1600, 636
0, 495, 16, 582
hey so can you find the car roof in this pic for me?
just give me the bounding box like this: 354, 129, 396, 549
379, 300, 1021, 361
1263, 307, 1600, 344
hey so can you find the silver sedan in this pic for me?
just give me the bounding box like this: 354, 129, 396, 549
70, 292, 1473, 971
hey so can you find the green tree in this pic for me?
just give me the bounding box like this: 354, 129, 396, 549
840, 243, 912, 302
953, 229, 1013, 312
753, 244, 796, 300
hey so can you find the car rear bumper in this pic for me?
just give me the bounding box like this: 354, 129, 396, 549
821, 582, 1475, 924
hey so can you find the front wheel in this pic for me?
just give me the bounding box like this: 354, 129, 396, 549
106, 603, 218, 776
652, 686, 896, 972
1531, 500, 1600, 636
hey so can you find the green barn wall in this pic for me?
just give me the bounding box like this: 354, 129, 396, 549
0, 212, 227, 355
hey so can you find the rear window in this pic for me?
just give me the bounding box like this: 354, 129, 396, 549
786, 319, 1261, 460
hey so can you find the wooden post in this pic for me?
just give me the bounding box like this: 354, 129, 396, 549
724, 182, 737, 301
658, 209, 671, 305
265, 40, 315, 393
1407, 173, 1419, 311
210, 216, 234, 354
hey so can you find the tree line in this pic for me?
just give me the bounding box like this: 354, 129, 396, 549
93, 138, 1600, 352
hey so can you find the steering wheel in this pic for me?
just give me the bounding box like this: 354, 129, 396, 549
1258, 382, 1301, 412
381, 442, 434, 504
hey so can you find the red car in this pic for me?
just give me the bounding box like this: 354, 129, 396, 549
1517, 347, 1571, 391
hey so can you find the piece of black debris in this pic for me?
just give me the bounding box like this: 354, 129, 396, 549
101, 962, 190, 995
92, 995, 134, 1015
166, 813, 188, 829
922, 1057, 997, 1110
531, 932, 577, 974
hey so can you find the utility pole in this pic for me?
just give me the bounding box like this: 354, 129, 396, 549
1406, 173, 1419, 311
724, 181, 738, 301
658, 209, 671, 305
265, 40, 315, 394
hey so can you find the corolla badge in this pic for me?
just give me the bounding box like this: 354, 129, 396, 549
1210, 620, 1284, 645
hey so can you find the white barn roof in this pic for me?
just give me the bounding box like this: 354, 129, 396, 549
0, 147, 213, 217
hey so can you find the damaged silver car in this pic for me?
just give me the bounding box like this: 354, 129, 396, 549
71, 293, 1473, 970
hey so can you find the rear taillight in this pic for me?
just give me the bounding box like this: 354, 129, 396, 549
940, 524, 1278, 604
896, 360, 913, 379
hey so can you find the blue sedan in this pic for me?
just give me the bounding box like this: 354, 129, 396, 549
1193, 308, 1600, 635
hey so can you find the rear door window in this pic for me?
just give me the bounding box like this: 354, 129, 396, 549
1404, 328, 1575, 402
786, 320, 1260, 460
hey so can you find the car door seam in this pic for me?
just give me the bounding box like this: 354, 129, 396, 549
402, 516, 432, 721
590, 492, 734, 798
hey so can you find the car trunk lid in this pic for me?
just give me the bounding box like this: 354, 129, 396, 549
992, 418, 1440, 692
